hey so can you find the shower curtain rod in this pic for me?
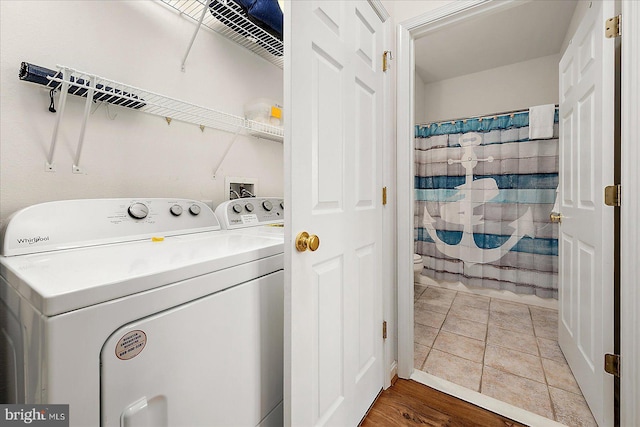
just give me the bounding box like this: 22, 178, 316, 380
418, 104, 559, 127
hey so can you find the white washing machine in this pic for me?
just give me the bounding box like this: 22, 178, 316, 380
0, 198, 284, 427
214, 197, 284, 234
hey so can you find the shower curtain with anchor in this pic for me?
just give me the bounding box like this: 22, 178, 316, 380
414, 111, 559, 298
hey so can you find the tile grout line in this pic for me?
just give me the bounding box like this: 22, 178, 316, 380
451, 290, 486, 392
415, 285, 441, 369
435, 291, 490, 391
419, 286, 457, 377
431, 286, 456, 363
479, 295, 492, 394
415, 284, 433, 372
484, 296, 556, 417
530, 302, 558, 423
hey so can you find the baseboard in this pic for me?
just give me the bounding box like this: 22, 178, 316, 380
388, 361, 398, 388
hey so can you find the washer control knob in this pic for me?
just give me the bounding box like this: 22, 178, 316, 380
262, 200, 273, 211
189, 204, 201, 216
280, 201, 284, 210
128, 202, 149, 220
232, 204, 243, 214
245, 203, 254, 213
170, 204, 183, 216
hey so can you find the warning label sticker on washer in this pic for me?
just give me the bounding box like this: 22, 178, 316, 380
116, 330, 147, 360
241, 214, 259, 224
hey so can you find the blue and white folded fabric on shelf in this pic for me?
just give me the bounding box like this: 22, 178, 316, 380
209, 0, 283, 54
241, 0, 283, 39
19, 62, 146, 109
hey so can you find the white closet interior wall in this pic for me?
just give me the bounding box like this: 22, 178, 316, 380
0, 1, 284, 225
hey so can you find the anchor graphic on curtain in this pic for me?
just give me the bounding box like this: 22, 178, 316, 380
422, 132, 535, 265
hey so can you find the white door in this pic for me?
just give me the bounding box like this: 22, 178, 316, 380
284, 1, 385, 425
558, 1, 616, 425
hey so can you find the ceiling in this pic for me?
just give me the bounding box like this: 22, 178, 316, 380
414, 0, 578, 84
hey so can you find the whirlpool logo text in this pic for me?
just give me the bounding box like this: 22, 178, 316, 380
15, 236, 49, 245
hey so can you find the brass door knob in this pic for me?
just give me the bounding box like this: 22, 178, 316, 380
295, 231, 320, 252
550, 212, 564, 223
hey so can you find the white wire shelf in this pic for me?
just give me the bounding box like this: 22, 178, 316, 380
160, 0, 284, 69
36, 65, 283, 173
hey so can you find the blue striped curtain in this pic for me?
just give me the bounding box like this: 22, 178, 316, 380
414, 111, 559, 298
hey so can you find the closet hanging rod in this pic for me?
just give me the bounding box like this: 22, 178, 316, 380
418, 104, 559, 128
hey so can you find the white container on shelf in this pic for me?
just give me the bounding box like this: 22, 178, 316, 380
244, 98, 284, 127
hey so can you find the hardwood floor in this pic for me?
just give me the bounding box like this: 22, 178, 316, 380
360, 379, 525, 427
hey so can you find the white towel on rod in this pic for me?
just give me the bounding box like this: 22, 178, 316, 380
529, 104, 555, 139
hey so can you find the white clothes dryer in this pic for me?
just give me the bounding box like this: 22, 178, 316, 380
0, 198, 284, 427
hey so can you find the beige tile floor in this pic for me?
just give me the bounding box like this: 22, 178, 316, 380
414, 284, 598, 427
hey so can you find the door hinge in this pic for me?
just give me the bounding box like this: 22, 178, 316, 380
382, 51, 393, 72
604, 184, 621, 206
382, 187, 387, 205
604, 353, 620, 377
382, 321, 387, 339
605, 15, 621, 38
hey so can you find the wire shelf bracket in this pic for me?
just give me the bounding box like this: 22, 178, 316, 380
72, 75, 96, 174
181, 1, 210, 72
33, 64, 283, 173
45, 68, 70, 172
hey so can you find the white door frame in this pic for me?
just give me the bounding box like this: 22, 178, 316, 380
372, 4, 397, 390
395, 1, 640, 426
620, 2, 640, 426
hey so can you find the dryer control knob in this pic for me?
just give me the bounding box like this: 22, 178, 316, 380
262, 200, 273, 211
170, 204, 183, 216
128, 202, 149, 220
189, 204, 201, 215
245, 203, 254, 213
232, 204, 243, 214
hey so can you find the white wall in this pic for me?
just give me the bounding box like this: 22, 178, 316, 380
421, 53, 561, 123
414, 72, 426, 124
0, 1, 284, 225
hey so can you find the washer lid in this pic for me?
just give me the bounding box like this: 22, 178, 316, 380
0, 231, 283, 316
